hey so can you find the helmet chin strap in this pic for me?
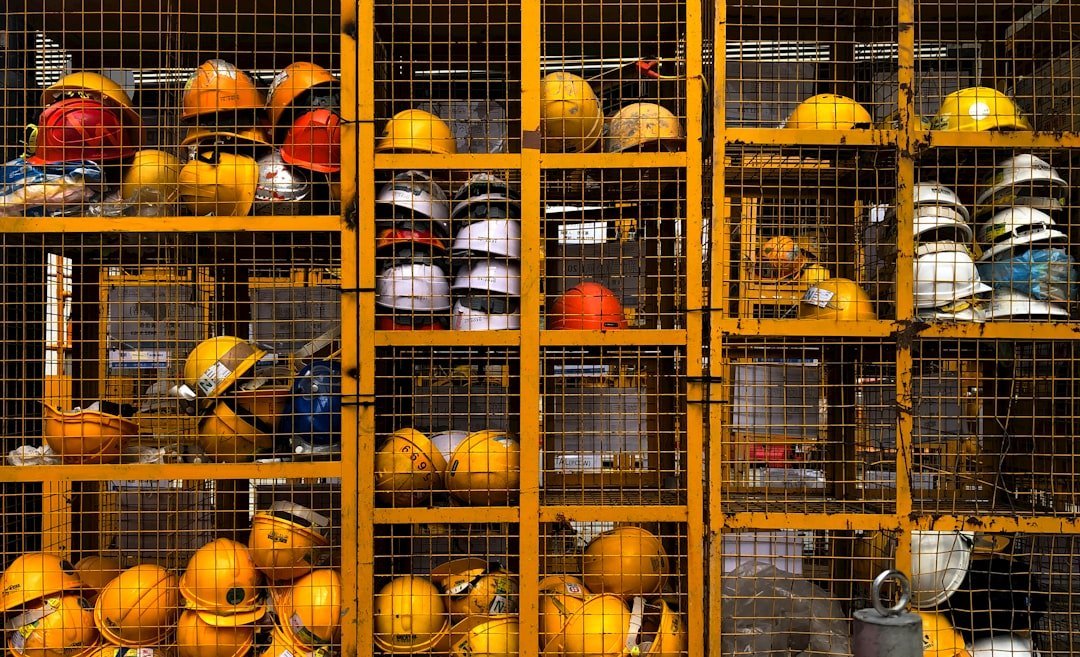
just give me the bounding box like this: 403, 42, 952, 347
625, 596, 645, 655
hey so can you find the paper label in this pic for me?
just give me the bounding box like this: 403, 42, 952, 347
801, 286, 834, 308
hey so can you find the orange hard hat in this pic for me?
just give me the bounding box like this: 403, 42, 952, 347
182, 59, 265, 121
280, 109, 341, 173
42, 72, 141, 126
26, 98, 139, 165
547, 282, 628, 330
266, 62, 337, 128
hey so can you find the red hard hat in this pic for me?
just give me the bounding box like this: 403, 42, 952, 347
375, 227, 446, 252
376, 315, 447, 331
280, 109, 341, 173
27, 98, 139, 164
547, 282, 628, 330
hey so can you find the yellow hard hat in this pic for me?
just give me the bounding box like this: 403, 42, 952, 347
445, 430, 521, 506
582, 526, 668, 597
72, 557, 121, 604
538, 576, 590, 649
196, 400, 274, 463
42, 405, 137, 465
757, 235, 810, 280
374, 428, 448, 507
603, 103, 685, 153
799, 263, 832, 287
257, 624, 328, 657
0, 553, 84, 613
266, 62, 337, 128
540, 72, 603, 153
180, 127, 272, 150
918, 612, 972, 657
430, 559, 517, 619
448, 615, 520, 657
6, 595, 99, 657
277, 569, 342, 648
784, 93, 872, 129
247, 501, 331, 581
628, 598, 687, 657
798, 277, 877, 321
182, 60, 265, 121
93, 564, 179, 647
183, 336, 266, 399
178, 539, 266, 625
178, 151, 260, 217
375, 109, 457, 155
932, 87, 1032, 132
175, 610, 255, 657
42, 72, 141, 125
120, 150, 181, 201
373, 576, 450, 654
542, 593, 631, 657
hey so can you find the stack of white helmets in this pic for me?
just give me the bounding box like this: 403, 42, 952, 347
884, 182, 988, 321
974, 154, 1075, 321
373, 170, 453, 330
449, 174, 522, 330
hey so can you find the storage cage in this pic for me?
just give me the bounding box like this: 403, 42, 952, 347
3, 0, 1080, 655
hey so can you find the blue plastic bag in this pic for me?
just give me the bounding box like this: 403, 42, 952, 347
0, 157, 103, 217
977, 247, 1079, 302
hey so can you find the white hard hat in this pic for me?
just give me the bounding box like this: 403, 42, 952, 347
375, 170, 451, 221
452, 219, 522, 258
451, 297, 521, 331
451, 173, 517, 204
913, 205, 974, 244
887, 182, 970, 223
969, 634, 1038, 657
980, 290, 1070, 321
910, 530, 975, 608
376, 262, 452, 312
977, 153, 1068, 208
977, 206, 1067, 261
430, 430, 469, 465
916, 297, 985, 322
253, 150, 311, 215
913, 241, 992, 309
452, 260, 521, 296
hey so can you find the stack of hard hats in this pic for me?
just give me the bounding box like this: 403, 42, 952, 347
547, 281, 629, 330
184, 336, 276, 462
26, 72, 141, 167
374, 428, 521, 506
0, 553, 99, 657
373, 575, 452, 654
540, 72, 603, 153
541, 526, 686, 656
756, 235, 831, 285
73, 555, 122, 605
931, 87, 1033, 133
177, 59, 267, 217
179, 539, 266, 633
373, 171, 454, 330
248, 502, 333, 582
882, 182, 987, 322
269, 62, 342, 209
450, 174, 522, 331
974, 155, 1074, 321
41, 403, 140, 464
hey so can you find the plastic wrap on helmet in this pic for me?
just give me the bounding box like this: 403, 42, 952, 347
286, 361, 341, 453
977, 247, 1079, 303
0, 158, 103, 217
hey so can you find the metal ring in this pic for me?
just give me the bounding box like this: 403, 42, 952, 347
872, 569, 911, 617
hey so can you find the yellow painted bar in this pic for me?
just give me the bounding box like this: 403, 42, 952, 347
726, 127, 898, 146
915, 516, 1080, 533
920, 130, 1080, 148
0, 216, 343, 233
517, 1, 542, 655
714, 318, 900, 337
720, 513, 902, 532
0, 461, 340, 483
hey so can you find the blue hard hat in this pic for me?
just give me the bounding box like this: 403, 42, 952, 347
286, 360, 341, 451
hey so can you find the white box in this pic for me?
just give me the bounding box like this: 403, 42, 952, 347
722, 531, 806, 575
